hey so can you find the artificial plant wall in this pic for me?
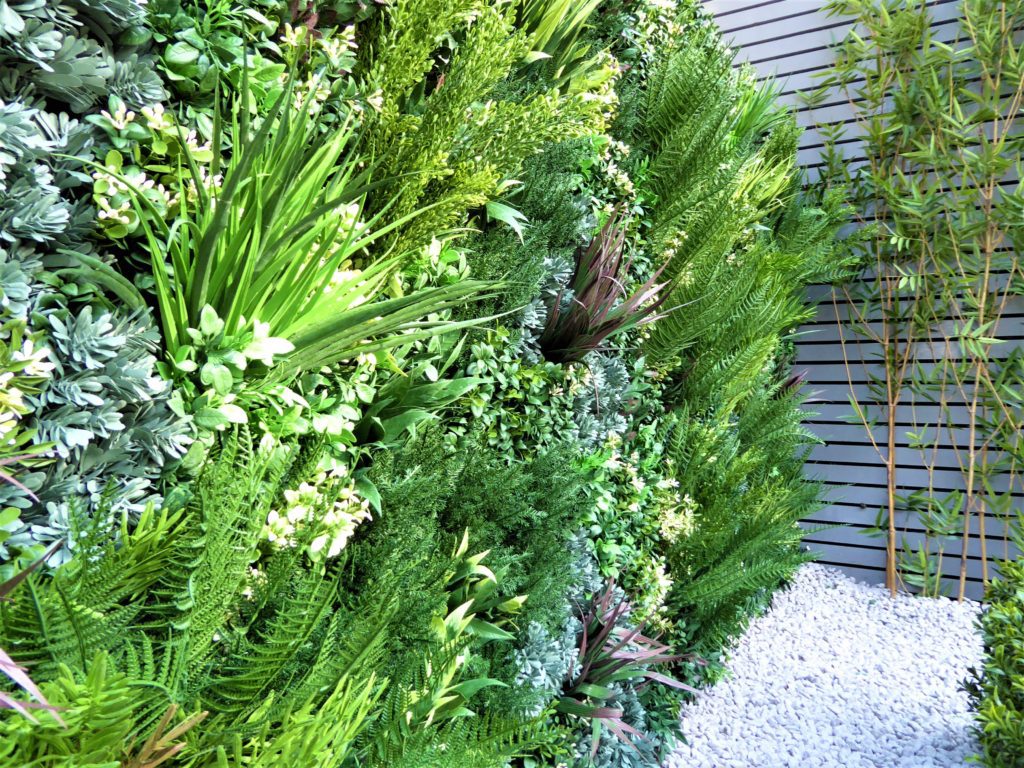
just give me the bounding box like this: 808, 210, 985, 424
0, 1, 842, 765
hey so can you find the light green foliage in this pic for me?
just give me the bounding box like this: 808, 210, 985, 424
357, 0, 610, 257
966, 558, 1024, 767
593, 1, 851, 677
0, 429, 540, 765
0, 653, 147, 765
657, 397, 817, 667
461, 329, 644, 458
515, 0, 608, 94
463, 330, 586, 456
638, 29, 798, 366
119, 81, 497, 430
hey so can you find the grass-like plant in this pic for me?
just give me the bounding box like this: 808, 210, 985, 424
119, 78, 496, 381
557, 580, 694, 754
516, 0, 604, 92
538, 210, 669, 364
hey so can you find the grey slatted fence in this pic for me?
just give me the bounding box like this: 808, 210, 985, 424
702, 0, 1022, 599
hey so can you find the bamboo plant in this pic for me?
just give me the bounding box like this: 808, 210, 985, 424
808, 0, 1024, 599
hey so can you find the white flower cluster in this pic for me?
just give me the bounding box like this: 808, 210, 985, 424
100, 102, 135, 130
92, 166, 177, 226
184, 165, 223, 202
262, 469, 372, 559
293, 75, 333, 115
140, 103, 172, 131
0, 339, 55, 446
658, 487, 699, 543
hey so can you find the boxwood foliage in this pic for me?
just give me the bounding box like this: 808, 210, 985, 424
967, 559, 1024, 768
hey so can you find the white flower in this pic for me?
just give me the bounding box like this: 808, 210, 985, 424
244, 321, 295, 366
140, 103, 171, 131
101, 104, 135, 130
14, 338, 55, 376
365, 90, 384, 112
282, 23, 307, 49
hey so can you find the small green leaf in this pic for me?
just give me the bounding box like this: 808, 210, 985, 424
194, 407, 229, 430
198, 305, 224, 337
485, 201, 528, 243
219, 403, 248, 424
200, 363, 234, 395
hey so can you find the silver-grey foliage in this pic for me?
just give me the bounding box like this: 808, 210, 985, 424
0, 9, 189, 562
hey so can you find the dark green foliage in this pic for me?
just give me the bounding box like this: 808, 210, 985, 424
465, 138, 591, 319
367, 431, 586, 638
966, 558, 1024, 767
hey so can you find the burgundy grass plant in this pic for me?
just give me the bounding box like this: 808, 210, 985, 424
557, 581, 698, 756
538, 209, 670, 364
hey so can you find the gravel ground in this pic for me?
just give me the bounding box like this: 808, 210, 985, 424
668, 563, 984, 768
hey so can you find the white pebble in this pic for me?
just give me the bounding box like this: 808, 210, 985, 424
667, 564, 983, 768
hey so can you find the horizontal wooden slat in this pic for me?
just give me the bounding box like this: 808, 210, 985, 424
704, 0, 805, 19
807, 503, 1020, 540
813, 463, 1021, 494
802, 404, 979, 426
807, 539, 992, 580
803, 522, 1017, 560
806, 421, 976, 448
796, 314, 1024, 345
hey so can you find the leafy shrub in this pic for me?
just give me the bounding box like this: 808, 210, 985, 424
465, 138, 592, 321
0, 2, 843, 766
966, 558, 1024, 768
117, 80, 495, 428
367, 431, 586, 640
559, 581, 693, 755
0, 429, 544, 765
0, 0, 163, 113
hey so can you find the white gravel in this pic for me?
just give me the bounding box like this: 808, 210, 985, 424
668, 563, 984, 768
